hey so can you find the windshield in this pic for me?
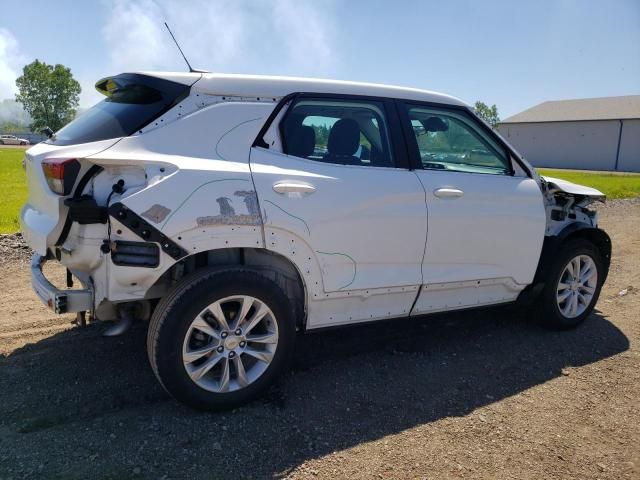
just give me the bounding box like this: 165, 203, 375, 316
48, 73, 190, 146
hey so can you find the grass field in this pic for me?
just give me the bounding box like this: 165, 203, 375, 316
0, 148, 27, 234
0, 146, 639, 233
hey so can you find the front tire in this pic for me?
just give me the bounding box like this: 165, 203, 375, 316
147, 268, 296, 410
536, 239, 604, 329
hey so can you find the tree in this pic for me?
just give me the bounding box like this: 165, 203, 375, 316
474, 101, 500, 128
0, 121, 27, 134
15, 60, 81, 133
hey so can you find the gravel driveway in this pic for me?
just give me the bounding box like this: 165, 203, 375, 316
0, 199, 638, 479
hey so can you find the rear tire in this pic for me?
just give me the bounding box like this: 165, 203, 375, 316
147, 268, 296, 411
535, 239, 604, 329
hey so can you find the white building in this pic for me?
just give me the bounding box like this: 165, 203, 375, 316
498, 95, 640, 172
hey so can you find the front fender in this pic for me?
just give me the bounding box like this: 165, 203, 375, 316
534, 222, 612, 287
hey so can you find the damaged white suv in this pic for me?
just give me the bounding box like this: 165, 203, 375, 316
21, 72, 611, 410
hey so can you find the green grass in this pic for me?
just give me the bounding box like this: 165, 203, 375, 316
0, 148, 28, 233
537, 168, 640, 200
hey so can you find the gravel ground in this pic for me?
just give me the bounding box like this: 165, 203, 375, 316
0, 200, 638, 479
0, 233, 31, 265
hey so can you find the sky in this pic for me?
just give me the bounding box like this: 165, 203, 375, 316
0, 0, 638, 118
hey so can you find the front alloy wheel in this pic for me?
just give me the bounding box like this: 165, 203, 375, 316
556, 254, 598, 318
536, 238, 604, 329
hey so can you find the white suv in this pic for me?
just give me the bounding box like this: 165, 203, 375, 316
20, 72, 611, 410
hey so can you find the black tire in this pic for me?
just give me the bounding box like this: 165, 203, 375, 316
535, 238, 604, 329
147, 268, 296, 410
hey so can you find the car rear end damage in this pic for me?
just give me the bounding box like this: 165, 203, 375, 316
20, 73, 200, 316
20, 139, 120, 255
31, 254, 93, 314
20, 72, 277, 323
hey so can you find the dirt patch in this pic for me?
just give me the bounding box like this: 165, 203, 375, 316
0, 233, 31, 265
0, 201, 638, 479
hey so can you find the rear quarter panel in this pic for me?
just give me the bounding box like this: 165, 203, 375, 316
87, 101, 276, 301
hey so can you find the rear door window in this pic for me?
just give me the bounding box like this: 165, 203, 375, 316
48, 74, 190, 146
280, 97, 396, 168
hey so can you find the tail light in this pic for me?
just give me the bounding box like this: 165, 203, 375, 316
42, 158, 81, 195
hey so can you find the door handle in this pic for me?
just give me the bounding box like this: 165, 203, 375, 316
433, 187, 464, 199
273, 181, 316, 195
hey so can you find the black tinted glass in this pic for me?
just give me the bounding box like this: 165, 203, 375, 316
281, 98, 395, 168
48, 74, 189, 146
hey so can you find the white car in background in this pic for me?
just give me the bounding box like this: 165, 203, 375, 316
0, 134, 29, 145
20, 72, 611, 410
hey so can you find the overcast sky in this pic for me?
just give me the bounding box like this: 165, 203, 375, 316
0, 0, 639, 117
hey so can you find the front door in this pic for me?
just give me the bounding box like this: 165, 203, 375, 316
250, 95, 428, 326
398, 102, 547, 314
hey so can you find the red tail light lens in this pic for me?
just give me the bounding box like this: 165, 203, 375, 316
42, 158, 81, 195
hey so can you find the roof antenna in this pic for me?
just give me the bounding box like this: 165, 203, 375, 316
164, 22, 208, 73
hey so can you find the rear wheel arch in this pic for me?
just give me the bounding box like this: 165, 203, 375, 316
148, 247, 307, 330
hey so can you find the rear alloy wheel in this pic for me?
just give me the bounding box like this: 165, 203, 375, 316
537, 239, 604, 329
147, 269, 295, 410
182, 295, 279, 393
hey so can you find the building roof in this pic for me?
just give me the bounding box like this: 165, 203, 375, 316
133, 71, 467, 106
500, 95, 640, 123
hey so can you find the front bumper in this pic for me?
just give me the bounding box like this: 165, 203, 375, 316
31, 254, 93, 314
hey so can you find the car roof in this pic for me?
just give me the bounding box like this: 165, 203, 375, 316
134, 71, 468, 107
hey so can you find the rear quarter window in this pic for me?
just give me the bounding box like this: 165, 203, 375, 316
48, 74, 190, 146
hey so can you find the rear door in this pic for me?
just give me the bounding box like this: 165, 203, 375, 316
397, 102, 546, 314
250, 94, 428, 326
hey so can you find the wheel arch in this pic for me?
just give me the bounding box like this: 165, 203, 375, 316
536, 222, 612, 286
147, 247, 307, 330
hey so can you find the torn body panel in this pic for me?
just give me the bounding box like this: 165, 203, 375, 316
540, 175, 604, 237
37, 99, 278, 318
543, 176, 606, 200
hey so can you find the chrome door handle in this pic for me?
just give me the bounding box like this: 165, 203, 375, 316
433, 187, 464, 198
273, 181, 316, 194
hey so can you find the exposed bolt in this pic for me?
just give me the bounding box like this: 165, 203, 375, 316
221, 331, 228, 338
239, 341, 246, 348
217, 346, 224, 353
234, 329, 242, 336
229, 351, 236, 358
